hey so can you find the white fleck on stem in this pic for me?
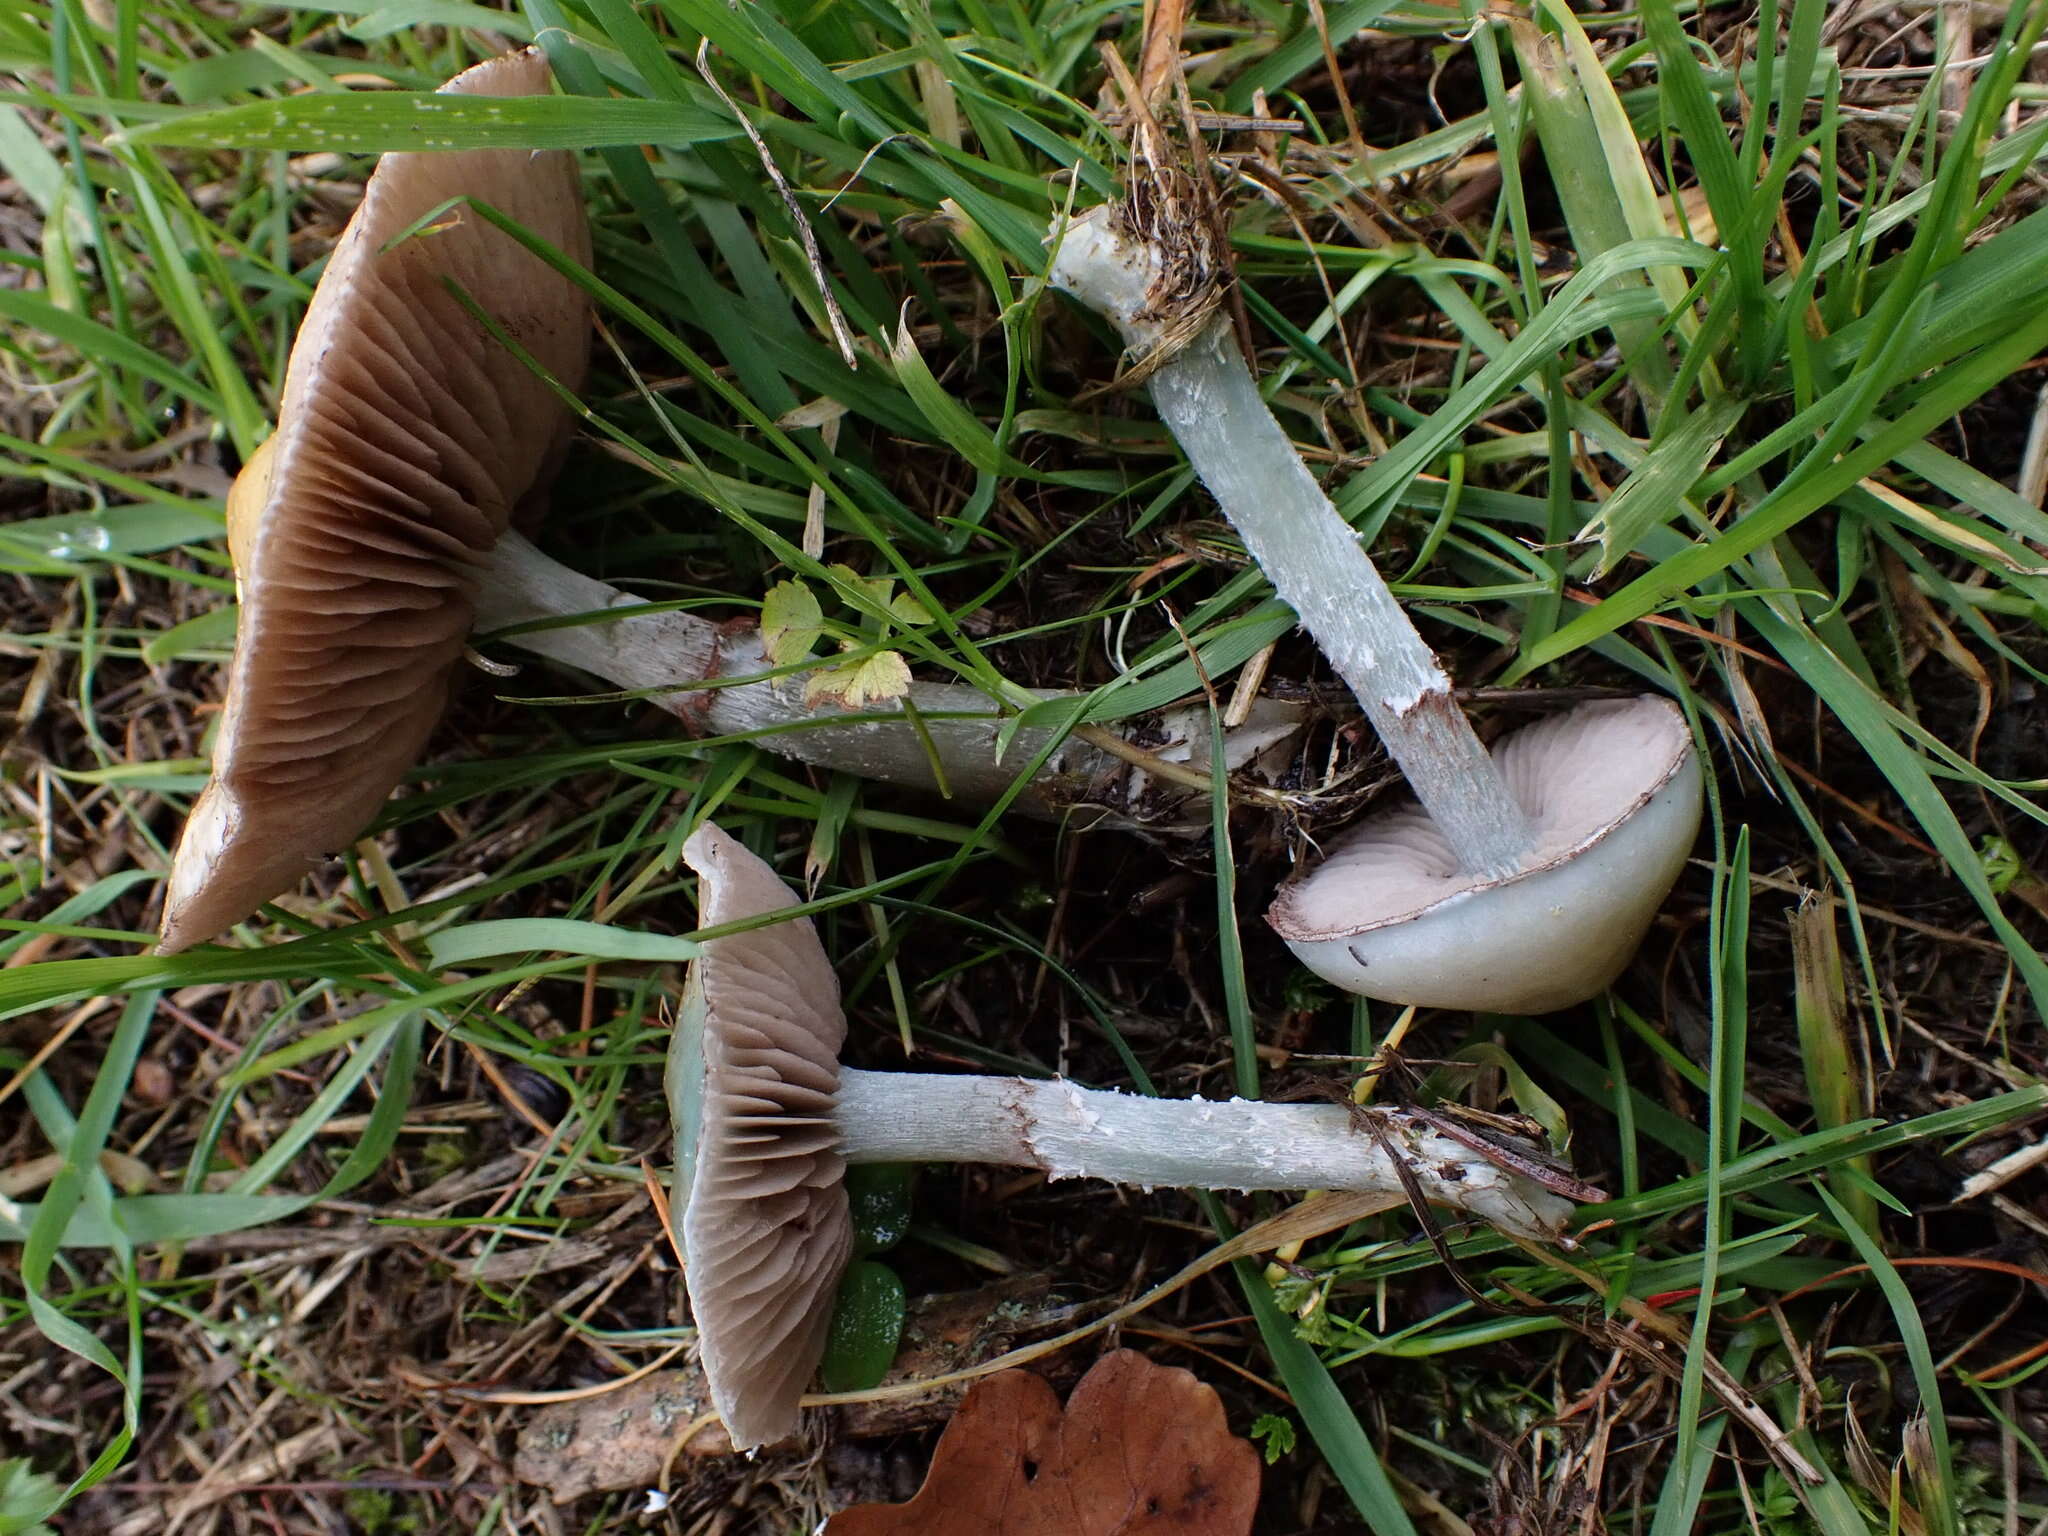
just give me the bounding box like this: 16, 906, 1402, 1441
472, 531, 1302, 825
1048, 210, 1534, 878
833, 1069, 1577, 1243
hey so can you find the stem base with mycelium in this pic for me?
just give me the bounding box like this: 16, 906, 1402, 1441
1048, 207, 1533, 878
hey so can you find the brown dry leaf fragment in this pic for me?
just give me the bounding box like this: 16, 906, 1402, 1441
1134, 0, 1190, 110
515, 1369, 736, 1504
2006, 872, 2048, 926
510, 1277, 1066, 1503
825, 1350, 1259, 1535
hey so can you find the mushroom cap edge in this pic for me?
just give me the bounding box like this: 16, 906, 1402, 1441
156, 45, 592, 953
1268, 697, 1703, 1013
671, 823, 852, 1450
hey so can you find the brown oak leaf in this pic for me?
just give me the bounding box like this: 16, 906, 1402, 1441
824, 1349, 1259, 1534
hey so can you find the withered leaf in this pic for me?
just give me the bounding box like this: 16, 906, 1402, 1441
511, 1276, 1065, 1503
514, 1370, 735, 1503
803, 647, 913, 709
824, 1350, 1259, 1535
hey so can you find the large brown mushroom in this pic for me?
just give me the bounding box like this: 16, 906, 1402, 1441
160, 47, 592, 952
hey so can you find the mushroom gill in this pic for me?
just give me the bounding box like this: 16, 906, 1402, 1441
160, 46, 592, 952
672, 823, 853, 1450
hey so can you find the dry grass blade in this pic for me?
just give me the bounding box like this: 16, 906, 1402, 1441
693, 39, 861, 371
1508, 1237, 1824, 1486
1135, 0, 1191, 111
808, 1190, 1403, 1408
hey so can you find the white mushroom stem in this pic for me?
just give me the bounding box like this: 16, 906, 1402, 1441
472, 530, 1303, 824
1049, 211, 1533, 878
833, 1070, 1578, 1244
475, 528, 721, 692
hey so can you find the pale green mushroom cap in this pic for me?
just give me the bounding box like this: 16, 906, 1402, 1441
1268, 697, 1703, 1013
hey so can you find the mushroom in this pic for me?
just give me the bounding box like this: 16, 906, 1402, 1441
671, 821, 1590, 1449
162, 59, 1310, 950
473, 530, 1307, 830
1046, 202, 1703, 1013
159, 46, 593, 952
1267, 699, 1701, 1013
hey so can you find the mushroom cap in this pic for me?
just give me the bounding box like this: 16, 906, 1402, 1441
1268, 697, 1702, 1013
670, 823, 852, 1451
159, 47, 592, 952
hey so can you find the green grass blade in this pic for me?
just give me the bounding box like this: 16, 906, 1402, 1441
126, 87, 740, 151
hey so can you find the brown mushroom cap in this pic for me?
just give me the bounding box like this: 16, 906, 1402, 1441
670, 823, 852, 1451
159, 47, 591, 952
1268, 697, 1702, 1013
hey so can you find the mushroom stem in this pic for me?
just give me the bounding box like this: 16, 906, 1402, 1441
669, 818, 1603, 1447
474, 530, 1305, 824
833, 1070, 1576, 1243
474, 528, 721, 689
1049, 210, 1533, 878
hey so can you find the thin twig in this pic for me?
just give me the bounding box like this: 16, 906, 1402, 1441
694, 39, 861, 369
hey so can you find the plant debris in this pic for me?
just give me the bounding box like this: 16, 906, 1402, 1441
513, 1275, 1072, 1502
823, 1350, 1259, 1535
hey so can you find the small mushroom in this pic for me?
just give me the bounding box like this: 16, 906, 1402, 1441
671, 820, 853, 1455
1269, 698, 1701, 1013
672, 821, 1591, 1449
1047, 204, 1704, 1013
159, 46, 592, 953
